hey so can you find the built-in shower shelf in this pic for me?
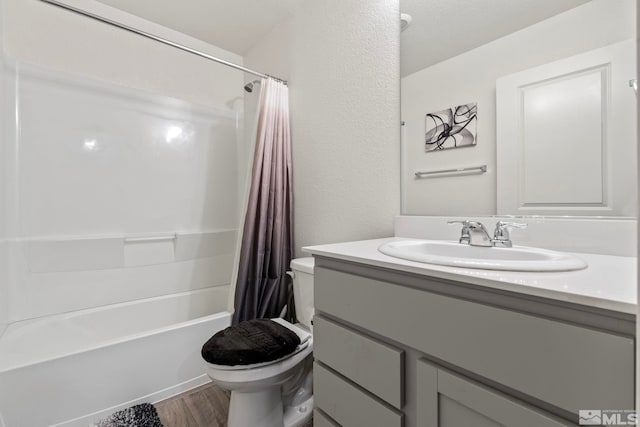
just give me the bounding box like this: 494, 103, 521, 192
23, 229, 237, 273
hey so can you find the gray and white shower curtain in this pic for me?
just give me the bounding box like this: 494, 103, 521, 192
232, 78, 293, 324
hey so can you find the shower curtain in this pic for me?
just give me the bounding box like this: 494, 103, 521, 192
232, 78, 293, 324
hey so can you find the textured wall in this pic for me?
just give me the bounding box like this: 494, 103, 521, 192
245, 0, 401, 256
401, 0, 636, 216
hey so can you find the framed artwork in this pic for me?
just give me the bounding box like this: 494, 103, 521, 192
425, 103, 477, 151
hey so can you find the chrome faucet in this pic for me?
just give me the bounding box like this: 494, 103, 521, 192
447, 220, 492, 247
448, 220, 527, 247
448, 220, 472, 244
492, 221, 528, 248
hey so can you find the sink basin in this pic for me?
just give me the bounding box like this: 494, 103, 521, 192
378, 239, 587, 272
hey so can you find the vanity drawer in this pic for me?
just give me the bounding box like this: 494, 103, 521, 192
314, 315, 404, 408
314, 362, 403, 427
315, 267, 634, 414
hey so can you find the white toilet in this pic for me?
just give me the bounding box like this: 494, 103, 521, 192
204, 257, 315, 427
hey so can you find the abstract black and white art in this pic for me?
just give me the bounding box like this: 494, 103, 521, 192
425, 103, 477, 151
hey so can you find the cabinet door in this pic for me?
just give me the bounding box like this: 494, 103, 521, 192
314, 409, 340, 427
416, 359, 576, 427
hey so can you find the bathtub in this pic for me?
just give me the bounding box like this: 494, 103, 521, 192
0, 287, 231, 427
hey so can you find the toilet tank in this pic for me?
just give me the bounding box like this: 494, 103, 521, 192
289, 257, 315, 329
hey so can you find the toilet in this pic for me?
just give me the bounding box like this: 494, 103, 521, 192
203, 257, 315, 427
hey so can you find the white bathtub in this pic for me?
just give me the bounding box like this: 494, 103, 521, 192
0, 288, 231, 427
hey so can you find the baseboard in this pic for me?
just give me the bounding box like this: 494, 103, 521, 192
49, 375, 211, 427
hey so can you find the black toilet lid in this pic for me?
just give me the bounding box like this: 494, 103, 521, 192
201, 318, 301, 366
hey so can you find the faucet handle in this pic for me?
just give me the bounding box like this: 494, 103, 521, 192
495, 221, 528, 231
447, 220, 470, 226
493, 221, 528, 247
448, 220, 471, 244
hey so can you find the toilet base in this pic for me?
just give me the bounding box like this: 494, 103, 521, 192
227, 388, 312, 427
283, 395, 313, 427
228, 386, 283, 427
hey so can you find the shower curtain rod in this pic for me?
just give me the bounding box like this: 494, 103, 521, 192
39, 0, 288, 85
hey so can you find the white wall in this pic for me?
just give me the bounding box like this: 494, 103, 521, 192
244, 0, 401, 257
0, 0, 248, 322
636, 0, 640, 411
402, 0, 636, 216
0, 0, 6, 339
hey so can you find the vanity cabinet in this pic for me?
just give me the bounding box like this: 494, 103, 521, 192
312, 258, 635, 427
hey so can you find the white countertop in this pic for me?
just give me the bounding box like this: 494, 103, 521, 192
303, 237, 637, 315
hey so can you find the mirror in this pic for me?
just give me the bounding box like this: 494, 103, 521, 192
400, 0, 637, 217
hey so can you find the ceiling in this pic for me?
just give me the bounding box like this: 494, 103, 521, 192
400, 0, 590, 76
95, 0, 590, 75
94, 0, 299, 55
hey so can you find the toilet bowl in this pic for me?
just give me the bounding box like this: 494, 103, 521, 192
203, 257, 315, 427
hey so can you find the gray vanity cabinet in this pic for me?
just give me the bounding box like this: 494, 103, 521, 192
312, 257, 635, 427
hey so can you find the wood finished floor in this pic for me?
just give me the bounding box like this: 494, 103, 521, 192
155, 381, 313, 427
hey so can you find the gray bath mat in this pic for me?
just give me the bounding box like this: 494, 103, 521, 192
89, 403, 163, 427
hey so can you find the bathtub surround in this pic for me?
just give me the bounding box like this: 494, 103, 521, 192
0, 0, 251, 425
0, 0, 246, 317
0, 0, 6, 340
234, 79, 293, 324
0, 238, 6, 340
0, 292, 231, 427
0, 298, 231, 427
3, 62, 237, 320
244, 0, 401, 257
